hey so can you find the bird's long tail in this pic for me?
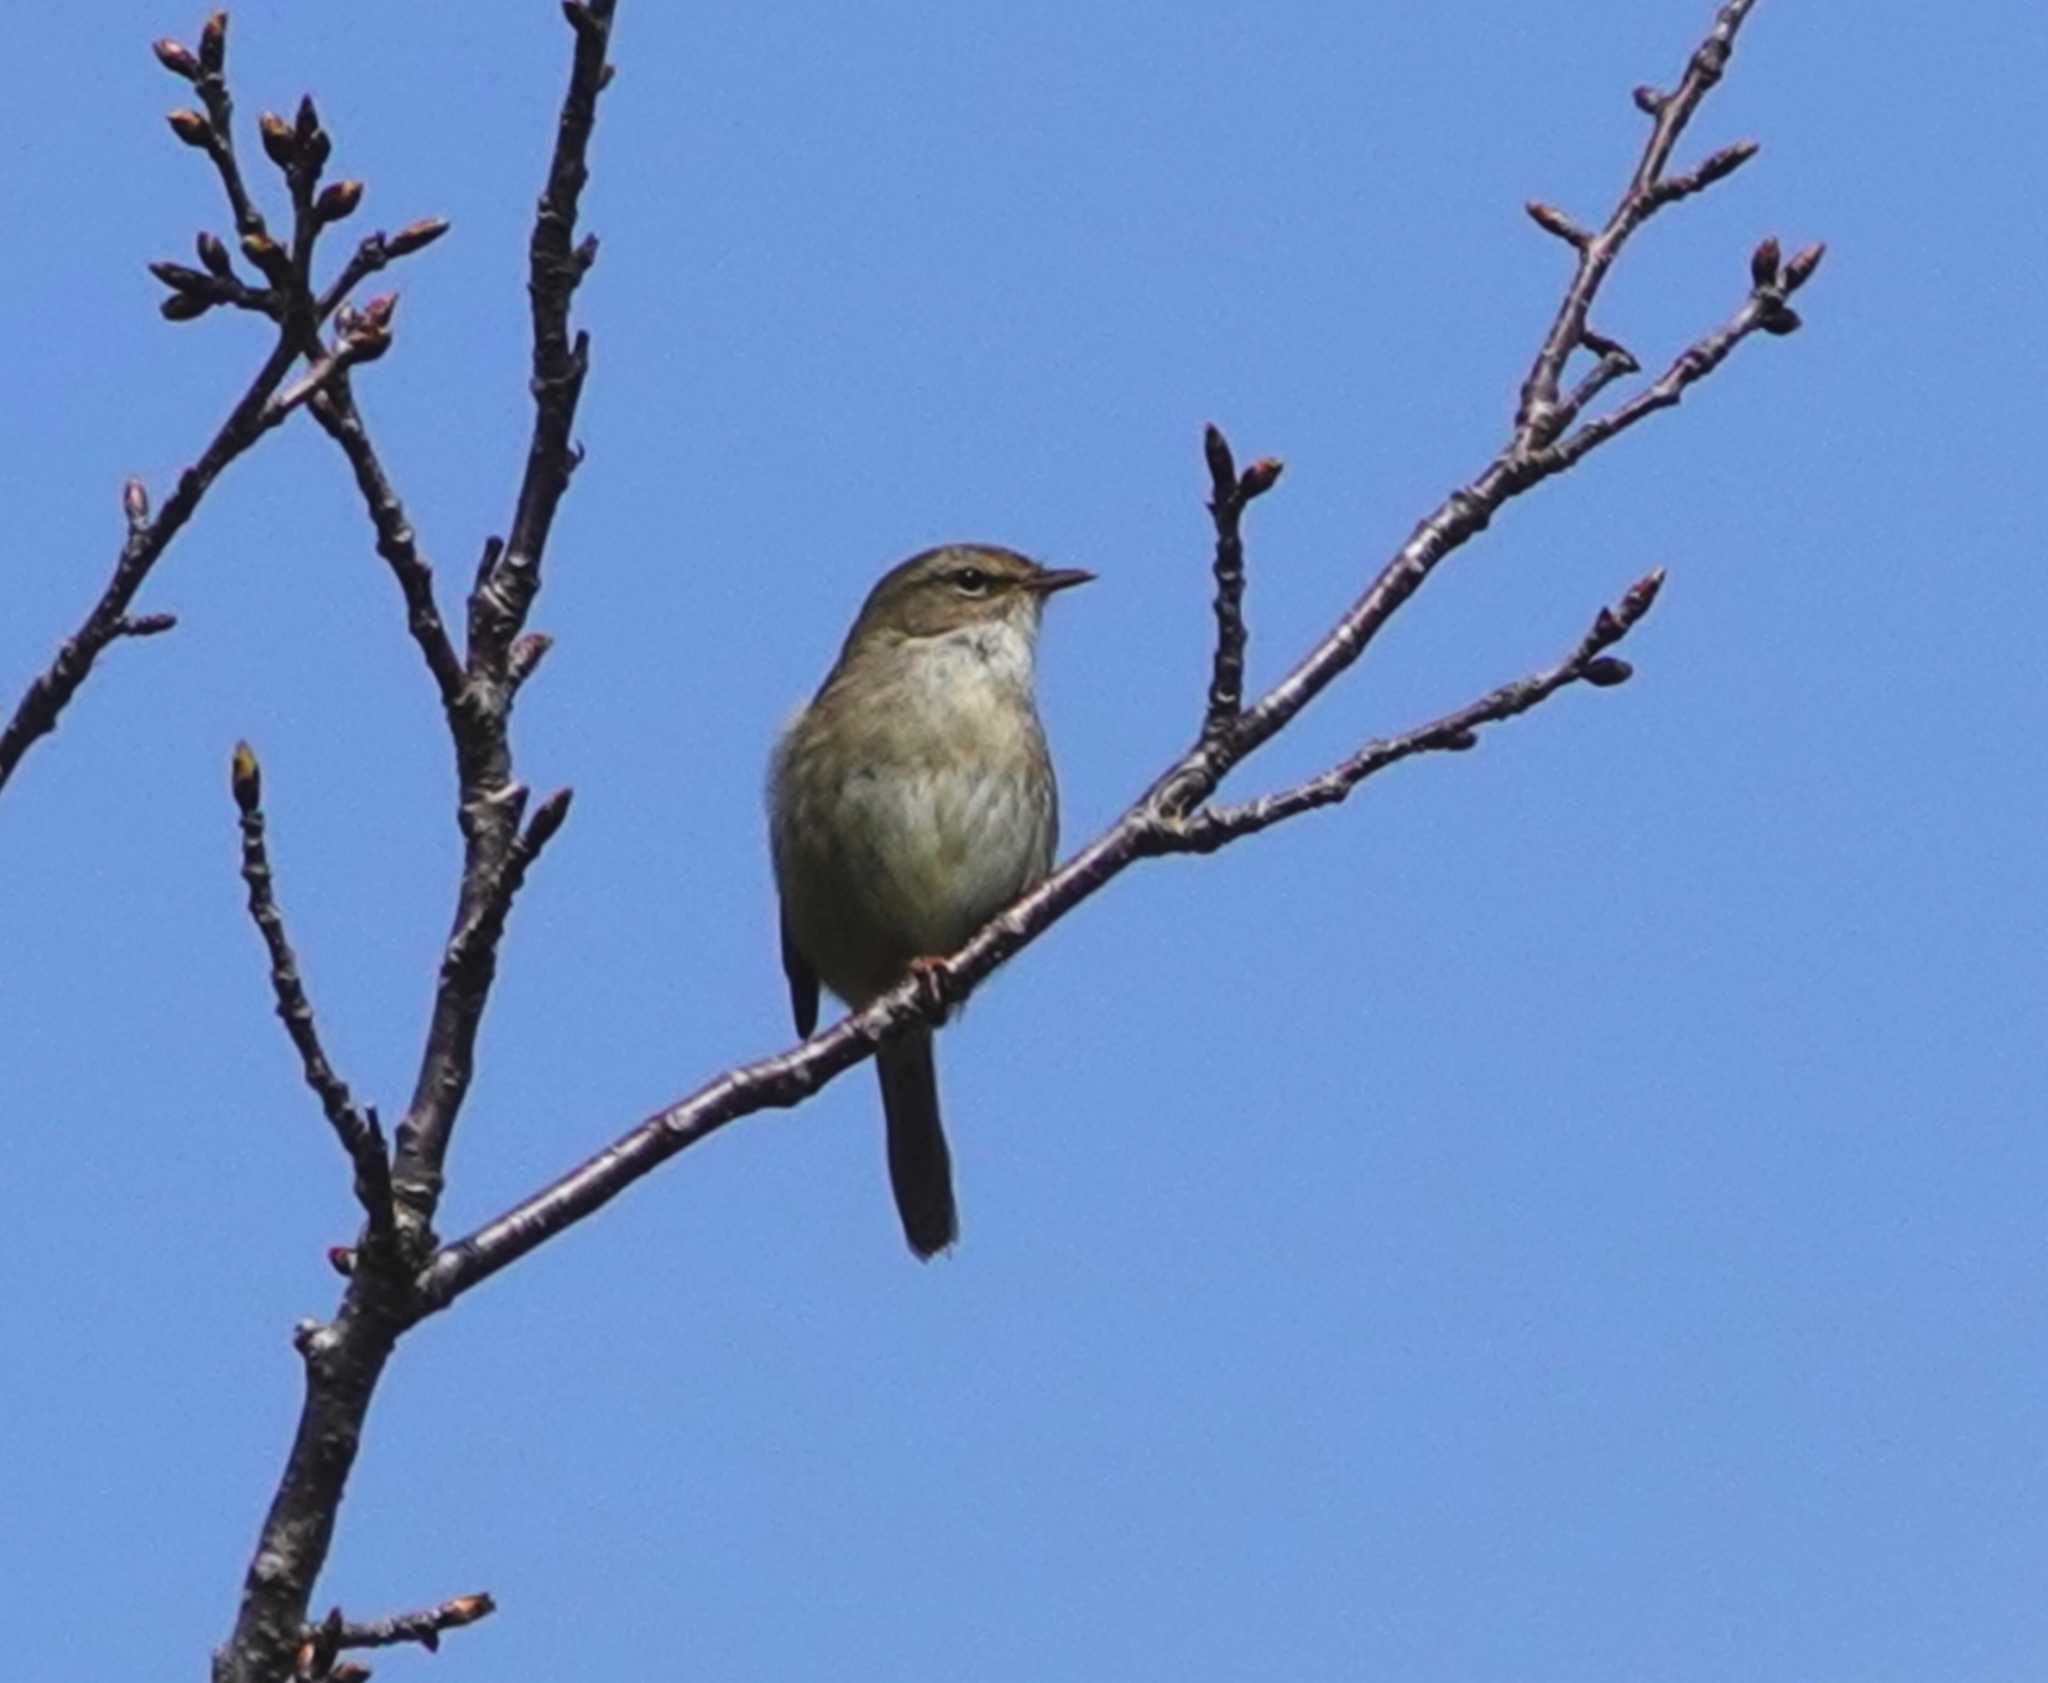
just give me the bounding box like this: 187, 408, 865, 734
877, 1028, 957, 1259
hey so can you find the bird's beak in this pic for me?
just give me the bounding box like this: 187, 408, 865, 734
1028, 567, 1096, 596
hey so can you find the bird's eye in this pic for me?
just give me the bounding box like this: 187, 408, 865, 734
950, 567, 990, 594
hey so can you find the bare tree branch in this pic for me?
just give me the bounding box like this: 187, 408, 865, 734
1171, 570, 1664, 852
213, 8, 616, 1678
412, 0, 1817, 1314
385, 0, 614, 1238
176, 2, 1816, 1676
231, 743, 398, 1251
0, 12, 401, 803
298, 1593, 495, 1670
1199, 425, 1283, 744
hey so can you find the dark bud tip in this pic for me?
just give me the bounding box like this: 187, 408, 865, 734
122, 613, 178, 638
1750, 236, 1781, 290
152, 38, 200, 80
1591, 606, 1623, 644
160, 291, 214, 321
167, 108, 211, 147
240, 229, 287, 278
294, 94, 321, 143
196, 230, 232, 276
199, 11, 227, 74
1783, 241, 1827, 293
1239, 457, 1285, 499
1582, 657, 1634, 688
258, 111, 294, 166
599, 61, 617, 89
1442, 729, 1480, 752
1632, 84, 1664, 114
1203, 423, 1236, 492
386, 215, 450, 257
230, 740, 262, 811
447, 1593, 496, 1624
363, 292, 398, 328
315, 179, 364, 223
329, 1664, 371, 1683
327, 1245, 355, 1277
122, 478, 150, 523
1760, 305, 1803, 336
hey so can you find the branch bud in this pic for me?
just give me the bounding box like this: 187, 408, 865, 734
327, 1245, 356, 1276
386, 215, 450, 257
525, 787, 575, 851
1749, 236, 1781, 290
1632, 85, 1665, 115
363, 293, 398, 328
231, 741, 261, 813
150, 260, 211, 294
1525, 200, 1589, 248
166, 109, 211, 148
160, 292, 215, 322
153, 38, 200, 80
1782, 242, 1827, 293
315, 179, 364, 224
329, 1664, 371, 1683
119, 613, 179, 639
1619, 567, 1666, 623
259, 111, 295, 167
1694, 139, 1760, 187
198, 10, 227, 75
1441, 729, 1479, 751
1582, 657, 1634, 688
240, 230, 291, 284
123, 478, 150, 525
1759, 306, 1803, 337
1238, 458, 1285, 500
295, 94, 322, 145
445, 1593, 496, 1624
196, 230, 233, 277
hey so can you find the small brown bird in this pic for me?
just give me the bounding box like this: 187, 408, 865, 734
768, 544, 1091, 1257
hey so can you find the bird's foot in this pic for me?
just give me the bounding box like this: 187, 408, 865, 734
906, 955, 956, 1024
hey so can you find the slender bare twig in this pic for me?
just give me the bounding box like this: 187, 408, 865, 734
0, 333, 367, 799
413, 0, 1816, 1313
230, 744, 398, 1250
302, 389, 465, 700
1172, 571, 1664, 852
387, 0, 615, 1236
0, 11, 402, 803
1199, 426, 1283, 742
299, 1594, 495, 1666
1514, 0, 1761, 445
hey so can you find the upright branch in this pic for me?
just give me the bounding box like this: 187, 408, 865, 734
231, 743, 397, 1255
214, 9, 615, 1679
412, 0, 1821, 1312
1199, 425, 1284, 744
385, 0, 615, 1241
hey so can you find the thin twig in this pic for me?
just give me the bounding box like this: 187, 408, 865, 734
0, 336, 359, 798
1199, 427, 1283, 743
1171, 571, 1664, 851
301, 1594, 495, 1661
230, 743, 398, 1249
1514, 0, 1762, 446
389, 0, 616, 1235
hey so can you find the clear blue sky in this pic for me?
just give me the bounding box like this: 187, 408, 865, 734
5, 3, 2043, 1678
